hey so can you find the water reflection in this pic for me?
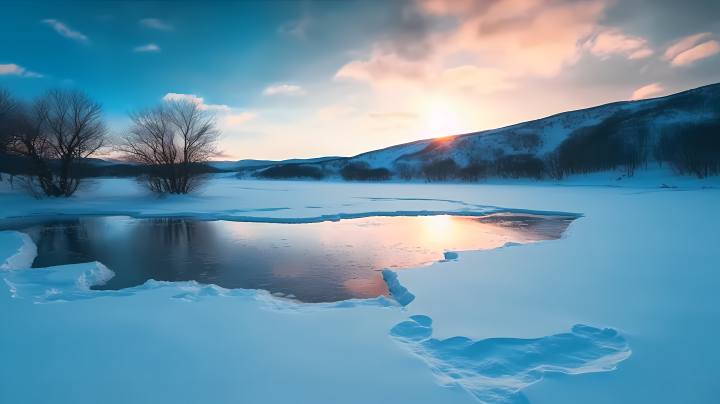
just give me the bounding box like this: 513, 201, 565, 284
0, 214, 575, 303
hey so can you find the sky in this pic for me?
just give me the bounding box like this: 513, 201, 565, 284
1, 0, 720, 161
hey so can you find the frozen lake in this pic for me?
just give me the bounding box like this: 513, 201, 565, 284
0, 213, 575, 302
1, 175, 718, 404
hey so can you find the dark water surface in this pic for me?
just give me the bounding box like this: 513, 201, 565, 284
0, 214, 575, 303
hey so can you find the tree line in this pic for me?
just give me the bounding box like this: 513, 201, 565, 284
0, 87, 223, 199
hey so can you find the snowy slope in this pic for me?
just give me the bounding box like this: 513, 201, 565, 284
306, 82, 720, 171
209, 156, 343, 171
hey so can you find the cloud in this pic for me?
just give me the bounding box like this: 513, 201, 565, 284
379, 6, 435, 61
587, 29, 654, 59
663, 33, 712, 60
439, 65, 513, 93
213, 151, 237, 160
317, 105, 355, 119
163, 93, 230, 111
162, 93, 255, 128
42, 19, 88, 41
336, 0, 621, 92
367, 112, 419, 120
278, 16, 312, 38
670, 40, 720, 67
140, 18, 173, 30
337, 60, 512, 94
0, 63, 43, 78
0, 64, 25, 75
134, 44, 160, 52
415, 0, 481, 16
263, 84, 303, 95
631, 83, 664, 100
336, 53, 432, 87
226, 112, 258, 126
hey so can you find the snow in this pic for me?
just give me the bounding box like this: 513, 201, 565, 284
382, 269, 416, 306
0, 231, 36, 270
0, 169, 719, 403
390, 316, 630, 404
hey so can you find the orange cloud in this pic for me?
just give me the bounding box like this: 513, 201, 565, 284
336, 0, 618, 92
631, 83, 664, 100
670, 40, 720, 67
433, 0, 608, 77
587, 30, 653, 59
663, 33, 712, 60
415, 0, 478, 15
336, 54, 432, 87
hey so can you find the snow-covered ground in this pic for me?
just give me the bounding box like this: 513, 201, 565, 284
1, 170, 719, 403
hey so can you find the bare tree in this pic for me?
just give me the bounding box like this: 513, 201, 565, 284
41, 88, 108, 196
394, 163, 417, 181
0, 88, 18, 175
3, 88, 108, 198
543, 150, 564, 180
115, 99, 222, 195
4, 98, 61, 197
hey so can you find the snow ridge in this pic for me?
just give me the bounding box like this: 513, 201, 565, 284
382, 269, 416, 306
390, 315, 631, 404
76, 262, 115, 291
0, 232, 37, 270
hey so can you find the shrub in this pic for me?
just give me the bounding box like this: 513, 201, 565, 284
253, 164, 325, 180
421, 158, 458, 182
506, 133, 541, 151
556, 111, 650, 177
395, 163, 418, 181
493, 154, 545, 180
458, 160, 488, 181
518, 133, 541, 149
543, 150, 564, 180
340, 161, 392, 181
654, 120, 720, 179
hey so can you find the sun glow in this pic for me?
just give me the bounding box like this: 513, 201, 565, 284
424, 100, 467, 135
429, 111, 448, 127
423, 215, 454, 238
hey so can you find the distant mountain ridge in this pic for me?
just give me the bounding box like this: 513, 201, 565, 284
266, 82, 719, 180
325, 82, 718, 168
208, 156, 344, 171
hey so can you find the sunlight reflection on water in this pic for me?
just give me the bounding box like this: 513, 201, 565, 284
0, 214, 575, 303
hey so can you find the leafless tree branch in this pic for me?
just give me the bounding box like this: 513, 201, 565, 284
114, 99, 223, 195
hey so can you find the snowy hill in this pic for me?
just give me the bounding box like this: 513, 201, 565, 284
209, 156, 343, 171
292, 82, 719, 179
